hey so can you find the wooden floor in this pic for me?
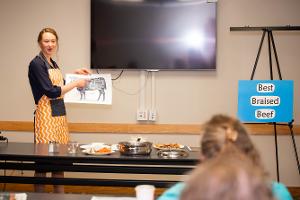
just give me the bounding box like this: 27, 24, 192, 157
1, 184, 299, 199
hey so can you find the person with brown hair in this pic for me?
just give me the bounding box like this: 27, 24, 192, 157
157, 114, 292, 200
181, 143, 274, 200
200, 114, 265, 170
28, 27, 90, 193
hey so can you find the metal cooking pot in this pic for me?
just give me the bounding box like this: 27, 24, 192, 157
118, 141, 152, 155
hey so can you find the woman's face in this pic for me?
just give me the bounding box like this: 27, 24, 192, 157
39, 32, 57, 58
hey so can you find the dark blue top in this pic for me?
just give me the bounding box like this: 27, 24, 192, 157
28, 53, 62, 105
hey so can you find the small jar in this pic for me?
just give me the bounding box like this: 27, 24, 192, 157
48, 141, 54, 153
49, 141, 59, 153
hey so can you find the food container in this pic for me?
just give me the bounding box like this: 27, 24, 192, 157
119, 141, 152, 155
157, 149, 189, 159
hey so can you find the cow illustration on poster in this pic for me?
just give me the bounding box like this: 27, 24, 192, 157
64, 74, 112, 105
77, 77, 106, 101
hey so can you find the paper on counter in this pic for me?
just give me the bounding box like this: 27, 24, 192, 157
15, 193, 27, 200
0, 193, 27, 200
91, 197, 136, 200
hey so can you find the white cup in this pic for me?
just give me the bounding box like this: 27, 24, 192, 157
135, 185, 155, 200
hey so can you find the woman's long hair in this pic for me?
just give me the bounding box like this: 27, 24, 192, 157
181, 143, 273, 200
200, 114, 264, 171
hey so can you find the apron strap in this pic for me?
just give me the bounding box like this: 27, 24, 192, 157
33, 110, 36, 143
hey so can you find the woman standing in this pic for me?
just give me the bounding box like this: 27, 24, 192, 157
28, 27, 90, 192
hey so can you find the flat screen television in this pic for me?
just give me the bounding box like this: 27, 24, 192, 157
91, 0, 217, 70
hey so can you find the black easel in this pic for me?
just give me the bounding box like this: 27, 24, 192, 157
230, 25, 300, 182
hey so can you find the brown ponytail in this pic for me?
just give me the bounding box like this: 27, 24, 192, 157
200, 115, 265, 171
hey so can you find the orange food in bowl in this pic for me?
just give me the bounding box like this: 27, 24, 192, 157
156, 143, 181, 149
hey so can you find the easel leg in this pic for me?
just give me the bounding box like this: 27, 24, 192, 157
288, 120, 300, 175
268, 31, 280, 182
267, 31, 274, 80
251, 30, 266, 80
270, 31, 283, 80
273, 122, 280, 182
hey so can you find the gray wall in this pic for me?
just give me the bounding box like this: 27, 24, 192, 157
0, 0, 299, 186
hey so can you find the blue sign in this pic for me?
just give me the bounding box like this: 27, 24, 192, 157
238, 80, 293, 123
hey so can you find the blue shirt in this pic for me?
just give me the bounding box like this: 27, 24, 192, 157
28, 53, 62, 104
157, 182, 293, 200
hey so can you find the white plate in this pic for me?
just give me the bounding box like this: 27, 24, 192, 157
80, 143, 105, 150
153, 143, 184, 150
80, 143, 119, 151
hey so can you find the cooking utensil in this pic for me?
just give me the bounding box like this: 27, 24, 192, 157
184, 145, 192, 151
119, 141, 152, 155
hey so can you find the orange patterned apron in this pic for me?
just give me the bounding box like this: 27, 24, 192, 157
34, 68, 69, 144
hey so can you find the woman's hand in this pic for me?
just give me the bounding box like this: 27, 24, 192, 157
76, 79, 90, 88
74, 68, 91, 75
61, 79, 90, 95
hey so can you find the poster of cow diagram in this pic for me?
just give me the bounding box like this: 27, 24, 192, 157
64, 74, 112, 105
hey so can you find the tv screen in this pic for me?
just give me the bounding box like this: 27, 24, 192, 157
91, 0, 217, 70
